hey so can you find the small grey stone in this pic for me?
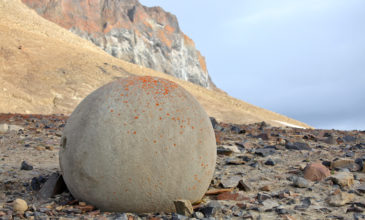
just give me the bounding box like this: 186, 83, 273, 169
343, 135, 356, 143
24, 211, 33, 218
249, 161, 260, 168
285, 142, 311, 151
294, 197, 311, 211
199, 201, 221, 217
276, 207, 291, 215
209, 117, 218, 129
114, 213, 129, 220
357, 184, 365, 193
20, 161, 33, 170
217, 147, 234, 156
292, 176, 311, 188
261, 199, 279, 211
257, 193, 271, 202
174, 200, 193, 216
354, 213, 365, 220
225, 157, 246, 165
255, 148, 275, 157
264, 158, 275, 166
194, 211, 204, 219
238, 179, 252, 192
220, 176, 241, 188
38, 173, 67, 199
171, 213, 188, 220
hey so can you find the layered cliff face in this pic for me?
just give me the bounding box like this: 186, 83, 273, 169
21, 0, 213, 88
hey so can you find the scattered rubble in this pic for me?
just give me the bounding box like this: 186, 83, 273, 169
0, 114, 364, 219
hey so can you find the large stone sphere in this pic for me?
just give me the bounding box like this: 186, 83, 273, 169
59, 76, 217, 213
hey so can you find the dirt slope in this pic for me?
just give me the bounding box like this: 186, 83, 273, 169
0, 0, 311, 128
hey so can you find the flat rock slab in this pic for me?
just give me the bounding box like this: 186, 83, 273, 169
38, 173, 67, 200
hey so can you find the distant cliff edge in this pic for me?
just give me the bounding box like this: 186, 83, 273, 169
22, 0, 215, 88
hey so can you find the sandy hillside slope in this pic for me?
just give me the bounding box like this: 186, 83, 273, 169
0, 0, 311, 128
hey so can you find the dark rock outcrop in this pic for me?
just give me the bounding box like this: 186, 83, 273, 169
22, 0, 214, 88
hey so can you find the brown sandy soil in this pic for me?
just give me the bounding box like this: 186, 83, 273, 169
0, 0, 311, 129
0, 114, 364, 219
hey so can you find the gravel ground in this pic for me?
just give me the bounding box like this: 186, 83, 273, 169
1, 114, 365, 220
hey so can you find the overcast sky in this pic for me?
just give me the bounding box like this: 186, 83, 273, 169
140, 0, 365, 130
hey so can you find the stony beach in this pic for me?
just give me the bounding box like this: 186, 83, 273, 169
1, 114, 365, 220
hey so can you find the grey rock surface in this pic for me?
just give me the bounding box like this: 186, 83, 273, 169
59, 76, 217, 212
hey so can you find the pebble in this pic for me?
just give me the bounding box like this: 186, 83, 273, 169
303, 163, 330, 181
13, 198, 28, 214
238, 179, 252, 191
173, 200, 193, 217
220, 176, 241, 188
355, 158, 364, 169
292, 176, 311, 188
249, 161, 260, 168
240, 142, 257, 150
327, 191, 354, 206
230, 125, 245, 134
193, 211, 204, 219
171, 213, 189, 220
331, 158, 360, 171
255, 148, 275, 157
285, 142, 311, 151
357, 184, 365, 193
20, 161, 33, 170
221, 145, 240, 153
343, 135, 356, 143
217, 191, 250, 201
329, 172, 354, 188
261, 199, 279, 211
294, 197, 311, 211
198, 201, 221, 217
225, 157, 246, 165
264, 158, 275, 166
260, 185, 271, 192
209, 117, 218, 129
257, 193, 271, 202
217, 147, 234, 156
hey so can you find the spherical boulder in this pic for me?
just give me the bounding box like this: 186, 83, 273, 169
59, 76, 217, 213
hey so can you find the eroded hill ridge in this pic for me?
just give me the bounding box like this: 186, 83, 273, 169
0, 0, 311, 128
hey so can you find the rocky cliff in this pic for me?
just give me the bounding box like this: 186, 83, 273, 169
21, 0, 214, 88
